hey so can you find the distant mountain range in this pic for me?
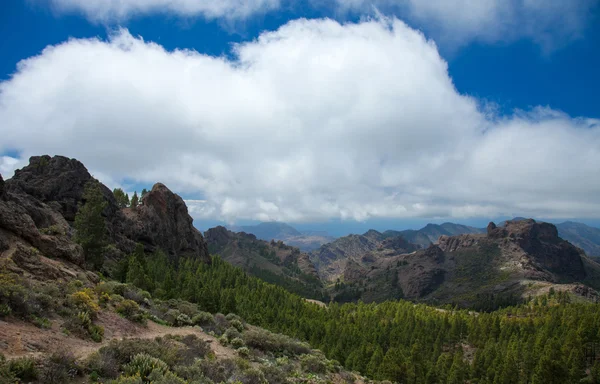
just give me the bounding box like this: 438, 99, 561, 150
227, 222, 335, 252
307, 219, 600, 307
208, 218, 600, 308
227, 219, 600, 257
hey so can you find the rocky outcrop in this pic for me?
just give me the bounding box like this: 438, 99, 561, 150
487, 219, 586, 281
116, 183, 210, 262
0, 174, 85, 266
438, 234, 480, 252
6, 155, 117, 222
0, 174, 5, 198
204, 226, 232, 248
1, 155, 210, 269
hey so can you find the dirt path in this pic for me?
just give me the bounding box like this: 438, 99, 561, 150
0, 311, 235, 361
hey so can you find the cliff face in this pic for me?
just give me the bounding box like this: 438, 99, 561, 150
114, 183, 210, 262
0, 155, 210, 275
314, 219, 599, 305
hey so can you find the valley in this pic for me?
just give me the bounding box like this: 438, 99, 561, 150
1, 155, 600, 384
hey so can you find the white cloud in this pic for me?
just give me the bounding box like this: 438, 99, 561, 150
1, 18, 599, 223
0, 157, 26, 178
47, 0, 280, 22
334, 0, 598, 50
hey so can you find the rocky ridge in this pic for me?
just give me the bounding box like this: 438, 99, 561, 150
317, 219, 600, 305
0, 155, 210, 280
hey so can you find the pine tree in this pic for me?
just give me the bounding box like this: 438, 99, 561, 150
112, 188, 130, 208
74, 181, 107, 270
131, 191, 139, 209
141, 188, 148, 198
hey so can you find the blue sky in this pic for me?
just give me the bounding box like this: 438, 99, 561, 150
1, 0, 600, 234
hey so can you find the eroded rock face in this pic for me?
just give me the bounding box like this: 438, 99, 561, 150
1, 155, 210, 267
6, 155, 118, 222
487, 219, 586, 281
438, 234, 479, 252
204, 226, 231, 248
0, 174, 5, 199
117, 183, 210, 262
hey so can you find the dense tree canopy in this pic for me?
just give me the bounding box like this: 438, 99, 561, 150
116, 251, 600, 383
74, 181, 107, 270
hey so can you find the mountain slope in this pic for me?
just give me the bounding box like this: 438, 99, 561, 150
3, 155, 210, 264
315, 219, 600, 306
396, 222, 485, 248
204, 226, 325, 300
556, 221, 600, 257
229, 222, 335, 252
309, 230, 419, 285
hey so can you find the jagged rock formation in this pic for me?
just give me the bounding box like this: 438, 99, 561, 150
0, 155, 210, 277
309, 230, 419, 282
114, 183, 209, 261
315, 219, 600, 305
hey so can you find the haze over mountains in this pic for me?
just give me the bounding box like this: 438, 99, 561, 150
226, 219, 600, 257
215, 217, 600, 307
226, 222, 335, 252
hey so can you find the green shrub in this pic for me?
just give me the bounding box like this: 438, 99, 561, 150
231, 337, 245, 349
147, 370, 187, 384
300, 354, 327, 374
8, 357, 38, 381
32, 316, 51, 329
39, 224, 66, 236
41, 351, 79, 384
124, 353, 168, 380
224, 327, 241, 341
236, 367, 266, 384
67, 280, 84, 293
163, 309, 181, 325
229, 319, 244, 332
177, 335, 211, 363
99, 338, 180, 368
86, 349, 119, 379
191, 311, 214, 326
108, 375, 144, 384
69, 289, 99, 316
237, 347, 250, 358
198, 358, 237, 383
0, 354, 16, 383
116, 299, 145, 324
0, 269, 28, 317
225, 313, 242, 322
176, 313, 192, 326
64, 310, 103, 341
242, 329, 310, 356
90, 324, 105, 342
260, 364, 289, 384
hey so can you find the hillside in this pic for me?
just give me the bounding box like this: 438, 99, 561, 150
230, 222, 335, 252
2, 156, 600, 383
308, 230, 419, 297
394, 222, 485, 248
204, 226, 326, 300
556, 221, 600, 257
313, 219, 600, 307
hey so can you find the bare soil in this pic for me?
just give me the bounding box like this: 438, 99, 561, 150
0, 311, 235, 361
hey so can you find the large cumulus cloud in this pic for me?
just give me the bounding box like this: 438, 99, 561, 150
45, 0, 598, 50
1, 17, 599, 222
